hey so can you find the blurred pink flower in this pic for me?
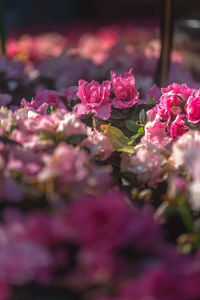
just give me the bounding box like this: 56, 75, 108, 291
121, 144, 167, 187
85, 128, 114, 160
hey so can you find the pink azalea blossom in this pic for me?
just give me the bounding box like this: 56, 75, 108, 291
155, 91, 182, 121
59, 86, 79, 102
185, 91, 200, 124
35, 89, 65, 109
172, 130, 200, 168
75, 79, 112, 120
20, 90, 67, 116
142, 117, 172, 149
65, 192, 160, 286
84, 128, 114, 160
121, 144, 167, 187
169, 114, 188, 139
111, 68, 139, 109
102, 262, 200, 300
38, 142, 89, 185
162, 83, 196, 100
0, 237, 52, 284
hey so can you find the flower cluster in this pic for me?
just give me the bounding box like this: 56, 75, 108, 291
1, 24, 200, 300
142, 83, 200, 149
74, 69, 139, 120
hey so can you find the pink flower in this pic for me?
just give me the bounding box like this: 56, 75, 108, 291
20, 90, 67, 115
108, 262, 200, 300
172, 131, 200, 167
0, 238, 52, 284
142, 117, 172, 149
121, 144, 167, 187
66, 192, 160, 285
155, 91, 182, 121
38, 142, 89, 184
146, 107, 157, 122
162, 83, 196, 99
111, 68, 139, 109
185, 91, 200, 124
59, 86, 79, 102
84, 128, 114, 160
35, 89, 66, 110
75, 79, 112, 120
7, 147, 42, 177
67, 192, 159, 250
169, 114, 188, 139
56, 111, 87, 136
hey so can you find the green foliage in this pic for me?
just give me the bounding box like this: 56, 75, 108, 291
101, 124, 135, 154
66, 134, 88, 144
46, 105, 55, 115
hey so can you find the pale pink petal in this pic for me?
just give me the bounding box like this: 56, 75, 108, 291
93, 103, 112, 120
74, 103, 90, 118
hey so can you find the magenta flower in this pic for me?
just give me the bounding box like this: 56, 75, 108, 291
21, 90, 67, 115
185, 91, 200, 124
161, 83, 196, 100
59, 86, 79, 102
111, 68, 139, 109
155, 91, 182, 121
66, 192, 160, 253
75, 79, 112, 120
169, 114, 188, 139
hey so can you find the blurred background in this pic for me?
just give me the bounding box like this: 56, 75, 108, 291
1, 0, 200, 95
3, 0, 200, 29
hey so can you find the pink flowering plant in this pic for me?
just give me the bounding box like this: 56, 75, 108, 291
1, 26, 200, 300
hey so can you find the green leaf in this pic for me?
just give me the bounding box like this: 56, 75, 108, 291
139, 109, 147, 123
101, 124, 135, 154
37, 130, 55, 141
111, 110, 126, 120
46, 105, 55, 115
177, 205, 195, 234
184, 118, 196, 130
66, 134, 88, 144
138, 127, 144, 134
10, 122, 19, 132
148, 96, 156, 104
126, 120, 140, 133
0, 136, 21, 146
128, 132, 142, 144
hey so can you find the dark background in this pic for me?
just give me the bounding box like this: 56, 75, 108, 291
4, 0, 200, 30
